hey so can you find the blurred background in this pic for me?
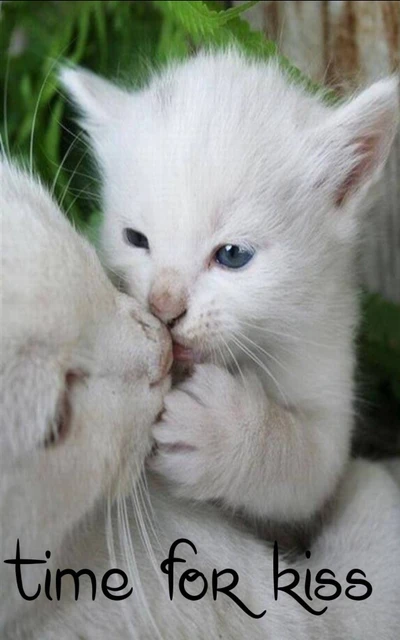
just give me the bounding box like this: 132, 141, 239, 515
1, 0, 399, 456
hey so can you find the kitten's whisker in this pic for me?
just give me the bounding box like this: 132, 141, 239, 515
210, 344, 217, 367
216, 341, 229, 371
219, 334, 246, 386
235, 329, 292, 376
237, 321, 304, 358
239, 319, 338, 350
230, 334, 289, 407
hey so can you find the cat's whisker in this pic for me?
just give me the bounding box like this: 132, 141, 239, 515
237, 320, 308, 358
129, 459, 165, 564
57, 121, 97, 157
0, 134, 6, 158
130, 485, 170, 611
117, 491, 163, 640
29, 59, 61, 176
210, 343, 217, 367
238, 319, 337, 350
136, 471, 159, 537
106, 489, 118, 572
115, 495, 140, 639
216, 340, 229, 371
129, 482, 159, 578
47, 160, 102, 186
63, 186, 93, 222
235, 329, 292, 376
219, 334, 246, 386
50, 130, 85, 197
62, 186, 99, 200
230, 334, 290, 407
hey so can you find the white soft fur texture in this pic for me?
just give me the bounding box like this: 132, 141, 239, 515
1, 160, 400, 639
61, 51, 399, 522
0, 159, 171, 633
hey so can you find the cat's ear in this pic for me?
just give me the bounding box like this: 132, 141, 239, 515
59, 66, 130, 128
314, 77, 399, 207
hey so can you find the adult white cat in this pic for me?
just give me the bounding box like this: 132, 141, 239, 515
62, 50, 399, 523
0, 157, 172, 635
1, 160, 400, 639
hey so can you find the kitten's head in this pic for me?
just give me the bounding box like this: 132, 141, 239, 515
0, 159, 171, 581
61, 51, 398, 369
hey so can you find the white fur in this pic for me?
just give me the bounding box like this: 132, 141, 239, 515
1, 160, 400, 639
0, 158, 171, 632
61, 51, 399, 521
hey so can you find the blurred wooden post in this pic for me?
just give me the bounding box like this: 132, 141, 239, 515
234, 0, 400, 302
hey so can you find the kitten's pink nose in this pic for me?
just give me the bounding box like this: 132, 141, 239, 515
149, 290, 187, 327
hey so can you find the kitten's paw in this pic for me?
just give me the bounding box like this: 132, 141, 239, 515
149, 363, 266, 502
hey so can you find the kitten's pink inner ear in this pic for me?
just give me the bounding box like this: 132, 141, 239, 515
335, 134, 380, 207
318, 77, 399, 209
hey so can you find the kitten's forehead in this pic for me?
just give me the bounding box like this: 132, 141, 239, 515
108, 54, 326, 242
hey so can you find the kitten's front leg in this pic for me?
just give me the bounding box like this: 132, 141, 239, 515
149, 364, 345, 521
150, 363, 267, 507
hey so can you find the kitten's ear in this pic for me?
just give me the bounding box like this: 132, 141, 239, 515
315, 77, 399, 207
59, 66, 129, 127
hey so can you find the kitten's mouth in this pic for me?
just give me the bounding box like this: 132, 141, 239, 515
172, 342, 194, 362
172, 342, 204, 364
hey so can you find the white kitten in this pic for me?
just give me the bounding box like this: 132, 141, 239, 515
61, 50, 399, 523
2, 158, 400, 640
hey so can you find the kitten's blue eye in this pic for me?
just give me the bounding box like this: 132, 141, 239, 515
124, 228, 149, 250
214, 244, 255, 269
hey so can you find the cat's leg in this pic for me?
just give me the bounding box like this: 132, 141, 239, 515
149, 363, 349, 522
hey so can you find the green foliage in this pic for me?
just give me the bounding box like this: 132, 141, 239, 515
0, 0, 399, 427
154, 1, 276, 59
359, 294, 400, 405
1, 1, 166, 228
0, 0, 321, 230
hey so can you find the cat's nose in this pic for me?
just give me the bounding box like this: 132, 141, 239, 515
149, 290, 187, 327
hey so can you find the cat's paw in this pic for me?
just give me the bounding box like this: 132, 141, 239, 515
148, 363, 266, 502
